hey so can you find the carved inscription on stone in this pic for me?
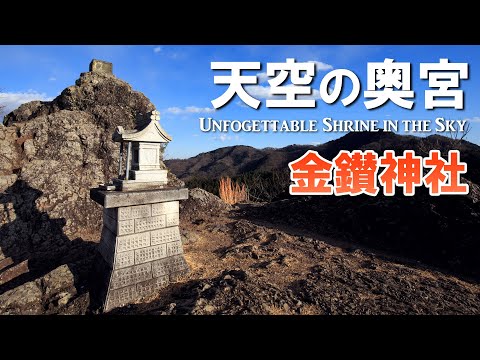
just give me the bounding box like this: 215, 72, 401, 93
134, 244, 167, 264
166, 212, 179, 227
103, 214, 135, 236
95, 190, 190, 312
116, 204, 152, 221
110, 263, 152, 290
136, 276, 169, 297
114, 250, 135, 269
135, 215, 166, 233
131, 204, 152, 219
151, 255, 189, 278
150, 227, 181, 246
151, 201, 179, 216
117, 232, 151, 252
117, 219, 135, 236
166, 240, 183, 257
106, 284, 136, 310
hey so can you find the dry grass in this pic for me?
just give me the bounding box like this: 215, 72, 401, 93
219, 177, 249, 205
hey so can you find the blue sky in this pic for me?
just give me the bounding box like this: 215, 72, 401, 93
1, 45, 479, 159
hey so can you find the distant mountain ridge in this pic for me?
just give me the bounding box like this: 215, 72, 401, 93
166, 131, 480, 281
166, 131, 480, 184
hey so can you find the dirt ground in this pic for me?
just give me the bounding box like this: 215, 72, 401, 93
2, 188, 478, 315
111, 194, 480, 315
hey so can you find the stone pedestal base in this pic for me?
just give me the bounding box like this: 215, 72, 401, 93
130, 169, 168, 182
90, 187, 189, 312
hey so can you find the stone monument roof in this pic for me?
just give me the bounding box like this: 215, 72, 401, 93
113, 110, 172, 143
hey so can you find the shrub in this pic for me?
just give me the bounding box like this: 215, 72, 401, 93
219, 177, 249, 204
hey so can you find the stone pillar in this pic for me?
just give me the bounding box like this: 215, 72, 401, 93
90, 59, 113, 74
90, 187, 189, 312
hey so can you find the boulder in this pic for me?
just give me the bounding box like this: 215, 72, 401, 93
180, 188, 232, 223
0, 264, 77, 314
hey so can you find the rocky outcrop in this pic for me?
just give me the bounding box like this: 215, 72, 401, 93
0, 264, 79, 315
180, 188, 232, 224
0, 62, 181, 296
1, 69, 156, 236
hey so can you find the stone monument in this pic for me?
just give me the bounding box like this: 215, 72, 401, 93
90, 109, 189, 312
111, 110, 170, 191
89, 59, 113, 74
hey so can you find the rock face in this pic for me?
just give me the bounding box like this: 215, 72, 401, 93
0, 62, 181, 297
0, 264, 78, 315
180, 188, 232, 224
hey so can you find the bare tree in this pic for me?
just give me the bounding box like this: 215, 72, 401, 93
448, 121, 471, 148
418, 121, 471, 157
417, 136, 441, 157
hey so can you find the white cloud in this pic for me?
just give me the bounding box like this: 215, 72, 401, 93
212, 134, 241, 142
152, 46, 185, 60
307, 60, 333, 71
164, 106, 215, 115
0, 90, 52, 116
48, 77, 56, 81
257, 72, 269, 83
245, 85, 273, 99
310, 141, 323, 146
213, 134, 231, 142
235, 101, 251, 108
245, 84, 321, 100
465, 117, 480, 123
